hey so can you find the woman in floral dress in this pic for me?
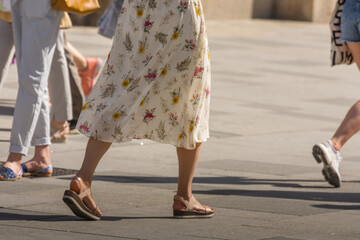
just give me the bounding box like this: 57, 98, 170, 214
63, 0, 213, 220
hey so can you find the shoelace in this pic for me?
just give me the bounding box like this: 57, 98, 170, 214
334, 150, 342, 163
327, 140, 342, 163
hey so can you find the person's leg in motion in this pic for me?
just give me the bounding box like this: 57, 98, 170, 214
313, 42, 360, 188
63, 138, 111, 219
63, 33, 86, 133
47, 30, 73, 143
0, 0, 61, 180
173, 143, 214, 218
331, 43, 360, 149
0, 19, 15, 91
66, 42, 102, 96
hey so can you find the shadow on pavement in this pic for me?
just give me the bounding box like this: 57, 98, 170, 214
0, 210, 173, 222
59, 175, 360, 189
193, 189, 360, 205
312, 204, 360, 210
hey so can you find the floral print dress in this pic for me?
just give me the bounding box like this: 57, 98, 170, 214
77, 0, 211, 150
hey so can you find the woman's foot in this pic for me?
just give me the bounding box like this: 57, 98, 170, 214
50, 121, 69, 143
0, 153, 23, 181
63, 177, 102, 220
173, 194, 214, 218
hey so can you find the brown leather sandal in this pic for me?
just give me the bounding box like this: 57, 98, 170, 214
62, 177, 102, 220
173, 195, 214, 219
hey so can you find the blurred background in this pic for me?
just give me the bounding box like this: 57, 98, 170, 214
71, 0, 338, 26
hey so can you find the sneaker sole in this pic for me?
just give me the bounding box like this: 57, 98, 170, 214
312, 144, 341, 188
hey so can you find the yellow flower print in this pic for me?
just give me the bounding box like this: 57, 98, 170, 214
122, 79, 130, 88
82, 104, 88, 111
189, 124, 194, 133
172, 32, 179, 40
178, 132, 183, 140
112, 112, 120, 120
196, 7, 200, 16
160, 68, 167, 76
139, 99, 145, 107
139, 46, 145, 54
208, 51, 210, 60
172, 96, 179, 104
137, 9, 143, 17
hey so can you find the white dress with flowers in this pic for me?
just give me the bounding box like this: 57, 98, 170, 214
77, 0, 211, 150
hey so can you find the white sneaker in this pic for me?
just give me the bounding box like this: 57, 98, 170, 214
312, 140, 342, 188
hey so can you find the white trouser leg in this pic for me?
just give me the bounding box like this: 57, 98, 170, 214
10, 0, 61, 155
48, 29, 73, 122
0, 19, 14, 91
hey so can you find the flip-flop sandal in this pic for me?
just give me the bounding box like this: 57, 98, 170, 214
21, 164, 53, 177
0, 166, 23, 181
62, 177, 101, 220
173, 195, 214, 219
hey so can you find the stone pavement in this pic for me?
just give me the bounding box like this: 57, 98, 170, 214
1, 19, 360, 240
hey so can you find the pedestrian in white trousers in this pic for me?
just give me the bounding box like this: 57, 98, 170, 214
0, 19, 14, 90
0, 23, 73, 126
0, 0, 62, 180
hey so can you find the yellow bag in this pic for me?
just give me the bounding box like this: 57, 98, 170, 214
60, 12, 73, 29
0, 11, 11, 22
51, 0, 100, 16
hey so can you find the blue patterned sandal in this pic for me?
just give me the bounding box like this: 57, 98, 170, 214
0, 166, 23, 181
21, 164, 53, 177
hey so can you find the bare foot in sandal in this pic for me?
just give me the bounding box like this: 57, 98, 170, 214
173, 195, 214, 218
63, 177, 102, 220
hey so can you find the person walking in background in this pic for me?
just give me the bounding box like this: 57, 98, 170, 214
0, 3, 14, 91
313, 0, 360, 188
97, 0, 124, 39
0, 0, 62, 180
66, 42, 102, 97
0, 9, 74, 144
63, 0, 214, 220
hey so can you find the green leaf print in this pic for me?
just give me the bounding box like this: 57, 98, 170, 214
176, 57, 192, 72
123, 32, 133, 52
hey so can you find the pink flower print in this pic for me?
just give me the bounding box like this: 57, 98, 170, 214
145, 73, 157, 80
145, 21, 153, 27
96, 103, 108, 112
144, 113, 154, 120
143, 108, 156, 124
205, 88, 210, 97
79, 125, 89, 133
143, 55, 153, 66
194, 67, 204, 77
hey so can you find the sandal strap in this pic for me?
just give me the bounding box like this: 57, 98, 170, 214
73, 177, 91, 200
173, 194, 196, 211
174, 194, 211, 213
187, 195, 197, 211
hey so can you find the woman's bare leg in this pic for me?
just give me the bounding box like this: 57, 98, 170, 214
331, 42, 360, 150
69, 138, 112, 212
174, 143, 212, 213
176, 143, 202, 199
66, 42, 87, 71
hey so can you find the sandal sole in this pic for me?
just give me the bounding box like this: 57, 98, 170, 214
62, 190, 100, 221
173, 210, 214, 219
0, 175, 22, 181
